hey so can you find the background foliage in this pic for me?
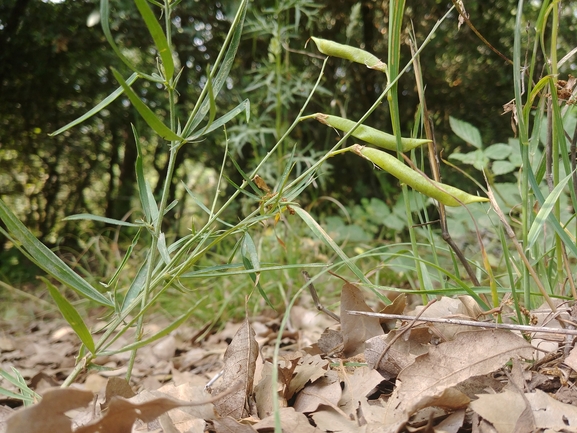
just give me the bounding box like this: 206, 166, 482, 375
1, 0, 576, 271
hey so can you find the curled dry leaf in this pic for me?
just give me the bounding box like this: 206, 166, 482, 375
6, 387, 93, 433
383, 329, 534, 432
210, 317, 259, 419
340, 282, 383, 357
75, 395, 195, 433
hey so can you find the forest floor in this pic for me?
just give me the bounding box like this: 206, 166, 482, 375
1, 288, 577, 433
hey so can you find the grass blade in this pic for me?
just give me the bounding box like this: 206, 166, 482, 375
0, 199, 112, 306
49, 73, 138, 136
42, 277, 96, 354
527, 170, 575, 250
63, 213, 142, 227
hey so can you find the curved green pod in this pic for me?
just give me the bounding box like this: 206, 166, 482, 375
315, 113, 430, 152
310, 37, 387, 73
352, 145, 489, 207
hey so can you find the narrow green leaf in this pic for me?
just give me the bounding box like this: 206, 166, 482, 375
42, 278, 96, 354
157, 232, 171, 264
182, 0, 248, 137
112, 68, 182, 141
100, 0, 144, 77
293, 206, 371, 286
121, 258, 149, 313
0, 199, 112, 306
188, 99, 250, 140
50, 73, 139, 136
527, 170, 575, 250
63, 213, 142, 227
133, 125, 158, 223
133, 0, 174, 80
104, 229, 142, 289
101, 297, 205, 355
241, 232, 261, 277
449, 116, 483, 149
528, 169, 577, 258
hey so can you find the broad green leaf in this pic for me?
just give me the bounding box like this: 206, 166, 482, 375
0, 199, 112, 306
50, 73, 138, 136
449, 116, 483, 149
63, 213, 142, 227
484, 143, 512, 160
133, 0, 174, 80
42, 278, 96, 354
527, 171, 575, 250
112, 68, 182, 141
492, 160, 516, 176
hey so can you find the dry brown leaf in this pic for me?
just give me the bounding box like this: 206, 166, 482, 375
434, 409, 466, 433
254, 362, 287, 419
525, 389, 577, 430
5, 387, 93, 433
75, 396, 193, 433
212, 416, 258, 433
470, 390, 526, 433
379, 294, 406, 331
211, 317, 258, 419
293, 370, 341, 413
102, 377, 135, 410
310, 406, 364, 433
383, 330, 534, 432
564, 345, 577, 372
253, 407, 321, 433
317, 328, 343, 356
338, 366, 384, 416
287, 354, 329, 398
365, 331, 420, 379
341, 282, 383, 357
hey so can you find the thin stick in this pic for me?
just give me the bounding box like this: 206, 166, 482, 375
346, 311, 577, 336
301, 271, 340, 323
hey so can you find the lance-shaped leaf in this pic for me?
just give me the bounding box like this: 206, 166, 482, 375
112, 68, 182, 141
50, 73, 139, 136
133, 0, 174, 80
0, 198, 112, 306
43, 278, 95, 354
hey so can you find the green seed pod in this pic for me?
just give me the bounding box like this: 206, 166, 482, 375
315, 113, 430, 152
310, 37, 387, 73
352, 145, 489, 207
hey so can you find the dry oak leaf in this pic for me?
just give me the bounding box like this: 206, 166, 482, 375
470, 390, 530, 433
293, 370, 342, 413
5, 387, 93, 433
382, 329, 534, 432
210, 317, 259, 419
338, 366, 384, 416
253, 407, 321, 433
341, 282, 384, 357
